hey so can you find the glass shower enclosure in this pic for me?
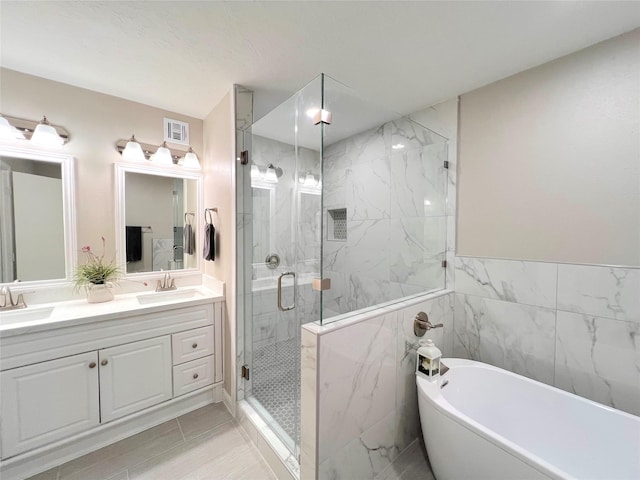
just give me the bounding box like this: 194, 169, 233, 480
236, 75, 448, 459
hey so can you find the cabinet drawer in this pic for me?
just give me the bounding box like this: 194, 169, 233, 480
173, 355, 214, 397
172, 326, 214, 365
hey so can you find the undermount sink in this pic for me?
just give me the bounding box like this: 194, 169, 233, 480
136, 289, 200, 305
0, 305, 55, 325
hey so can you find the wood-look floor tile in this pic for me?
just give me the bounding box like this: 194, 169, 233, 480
26, 467, 59, 480
176, 403, 234, 441
106, 472, 130, 480
129, 421, 274, 480
58, 420, 183, 480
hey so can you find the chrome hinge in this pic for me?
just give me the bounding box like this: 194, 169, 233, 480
441, 260, 448, 268
443, 160, 449, 169
241, 364, 250, 380
240, 150, 249, 165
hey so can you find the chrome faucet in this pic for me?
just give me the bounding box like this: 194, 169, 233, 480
156, 272, 177, 292
0, 286, 27, 311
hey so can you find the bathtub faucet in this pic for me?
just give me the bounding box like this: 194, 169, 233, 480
413, 311, 444, 337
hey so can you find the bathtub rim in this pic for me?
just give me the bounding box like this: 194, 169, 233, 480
417, 358, 640, 480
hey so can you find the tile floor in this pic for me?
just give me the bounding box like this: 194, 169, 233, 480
376, 438, 435, 480
27, 403, 276, 480
252, 338, 299, 444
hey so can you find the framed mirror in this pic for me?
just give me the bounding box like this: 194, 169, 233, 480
115, 163, 202, 276
0, 145, 76, 285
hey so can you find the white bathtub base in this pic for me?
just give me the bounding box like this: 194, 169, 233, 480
420, 395, 553, 480
417, 359, 640, 480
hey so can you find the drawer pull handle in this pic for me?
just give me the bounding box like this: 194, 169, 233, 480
193, 373, 199, 379
101, 359, 108, 366
192, 343, 198, 349
89, 362, 96, 369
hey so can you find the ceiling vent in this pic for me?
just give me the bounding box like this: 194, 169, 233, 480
163, 118, 189, 145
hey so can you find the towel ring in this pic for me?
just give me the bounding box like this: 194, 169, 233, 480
184, 212, 195, 224
205, 207, 217, 225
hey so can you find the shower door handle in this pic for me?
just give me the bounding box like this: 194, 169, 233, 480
277, 271, 296, 311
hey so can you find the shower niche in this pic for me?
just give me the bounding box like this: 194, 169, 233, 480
327, 208, 347, 241
236, 75, 448, 461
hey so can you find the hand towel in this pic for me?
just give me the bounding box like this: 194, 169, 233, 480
125, 226, 142, 262
184, 223, 195, 255
203, 223, 216, 261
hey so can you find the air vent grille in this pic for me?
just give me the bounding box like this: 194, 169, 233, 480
163, 118, 189, 145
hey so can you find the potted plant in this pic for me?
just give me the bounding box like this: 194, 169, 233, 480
75, 237, 122, 303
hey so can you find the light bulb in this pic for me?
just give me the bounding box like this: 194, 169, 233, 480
182, 147, 200, 169
122, 134, 146, 162
31, 116, 63, 146
153, 141, 173, 165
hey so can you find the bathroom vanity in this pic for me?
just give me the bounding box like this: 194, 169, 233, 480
0, 287, 224, 480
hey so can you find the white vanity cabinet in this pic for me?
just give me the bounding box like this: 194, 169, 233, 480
0, 299, 224, 479
0, 351, 100, 458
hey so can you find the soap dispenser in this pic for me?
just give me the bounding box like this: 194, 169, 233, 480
416, 338, 441, 380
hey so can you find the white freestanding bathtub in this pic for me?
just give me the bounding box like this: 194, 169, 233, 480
417, 358, 640, 480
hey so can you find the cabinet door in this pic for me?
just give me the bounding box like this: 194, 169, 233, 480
99, 336, 172, 422
0, 351, 99, 458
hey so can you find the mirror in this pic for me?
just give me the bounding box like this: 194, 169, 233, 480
251, 184, 275, 264
115, 163, 202, 275
0, 145, 76, 284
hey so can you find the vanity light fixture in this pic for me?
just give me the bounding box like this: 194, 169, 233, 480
392, 143, 405, 150
31, 116, 64, 146
0, 114, 69, 144
265, 164, 279, 183
0, 116, 17, 140
181, 146, 201, 170
152, 141, 173, 165
298, 170, 320, 187
115, 137, 197, 167
121, 135, 146, 162
250, 163, 283, 184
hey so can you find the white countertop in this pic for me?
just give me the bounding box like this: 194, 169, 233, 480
0, 286, 224, 338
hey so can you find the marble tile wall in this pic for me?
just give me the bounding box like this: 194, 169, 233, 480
301, 291, 454, 479
453, 257, 640, 416
322, 116, 449, 320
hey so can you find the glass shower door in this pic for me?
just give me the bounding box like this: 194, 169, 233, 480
242, 76, 323, 458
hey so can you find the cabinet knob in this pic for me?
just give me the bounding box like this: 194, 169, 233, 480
193, 373, 199, 379
192, 343, 198, 349
89, 362, 96, 369
101, 359, 109, 366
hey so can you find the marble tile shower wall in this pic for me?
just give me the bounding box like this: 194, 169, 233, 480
453, 257, 640, 416
302, 291, 454, 480
322, 118, 449, 319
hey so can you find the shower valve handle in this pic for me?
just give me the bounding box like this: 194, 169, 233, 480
414, 311, 444, 336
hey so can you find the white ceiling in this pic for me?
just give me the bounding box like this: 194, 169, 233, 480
1, 1, 639, 120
